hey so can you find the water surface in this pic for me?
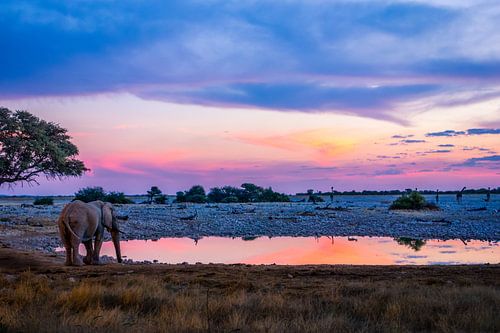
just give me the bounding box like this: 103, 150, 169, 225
98, 236, 499, 265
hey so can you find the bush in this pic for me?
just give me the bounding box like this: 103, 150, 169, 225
307, 194, 324, 203
260, 187, 290, 202
207, 183, 289, 203
104, 192, 134, 204
175, 185, 207, 203
185, 194, 207, 203
208, 186, 243, 203
221, 196, 239, 203
186, 185, 206, 197
390, 192, 439, 210
74, 187, 106, 202
33, 197, 53, 205
74, 187, 134, 204
306, 189, 324, 203
175, 191, 186, 203
207, 187, 225, 203
154, 195, 167, 204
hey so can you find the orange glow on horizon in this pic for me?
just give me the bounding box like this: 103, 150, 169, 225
94, 237, 500, 265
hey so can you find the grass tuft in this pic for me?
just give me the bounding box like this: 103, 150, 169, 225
0, 268, 498, 332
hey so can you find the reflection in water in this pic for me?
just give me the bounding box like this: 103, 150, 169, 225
394, 238, 427, 251
242, 236, 258, 241
94, 236, 499, 265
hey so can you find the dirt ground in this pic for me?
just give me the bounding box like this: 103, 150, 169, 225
1, 246, 499, 332
0, 210, 499, 333
1, 245, 499, 287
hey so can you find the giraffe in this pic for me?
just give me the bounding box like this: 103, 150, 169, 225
456, 187, 466, 204
485, 187, 491, 202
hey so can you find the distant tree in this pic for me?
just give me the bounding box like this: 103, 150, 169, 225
175, 191, 186, 203
208, 186, 244, 203
154, 194, 167, 204
74, 187, 133, 204
146, 186, 163, 204
184, 185, 206, 202
0, 108, 88, 187
207, 187, 225, 203
259, 187, 290, 202
185, 185, 207, 203
207, 183, 289, 203
306, 189, 323, 203
186, 185, 206, 197
105, 191, 134, 204
174, 185, 207, 203
222, 186, 245, 201
186, 194, 207, 203
221, 196, 239, 203
33, 197, 54, 205
240, 183, 261, 202
74, 187, 106, 202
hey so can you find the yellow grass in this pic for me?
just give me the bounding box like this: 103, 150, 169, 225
0, 268, 499, 332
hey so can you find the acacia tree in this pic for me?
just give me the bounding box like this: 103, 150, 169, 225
0, 108, 88, 187
146, 186, 162, 204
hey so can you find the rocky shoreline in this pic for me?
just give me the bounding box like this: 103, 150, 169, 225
0, 195, 498, 253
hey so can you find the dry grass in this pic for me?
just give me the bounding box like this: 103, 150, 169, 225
0, 267, 499, 333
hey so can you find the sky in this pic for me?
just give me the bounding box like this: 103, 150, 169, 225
0, 0, 499, 195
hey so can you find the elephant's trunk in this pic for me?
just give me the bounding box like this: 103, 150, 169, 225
111, 228, 122, 263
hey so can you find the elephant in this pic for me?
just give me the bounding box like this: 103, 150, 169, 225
58, 200, 122, 266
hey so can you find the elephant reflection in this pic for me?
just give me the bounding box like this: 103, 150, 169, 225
58, 200, 122, 266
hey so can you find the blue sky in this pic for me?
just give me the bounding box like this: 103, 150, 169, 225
0, 0, 499, 194
2, 0, 500, 121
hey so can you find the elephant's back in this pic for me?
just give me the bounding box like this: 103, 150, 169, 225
63, 200, 100, 221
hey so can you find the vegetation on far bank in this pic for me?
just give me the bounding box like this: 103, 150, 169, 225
390, 191, 439, 210
146, 186, 167, 204
69, 183, 290, 205
74, 187, 134, 204
297, 187, 500, 196
176, 183, 290, 203
33, 197, 54, 206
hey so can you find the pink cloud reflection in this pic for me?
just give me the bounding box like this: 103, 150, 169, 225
96, 237, 500, 265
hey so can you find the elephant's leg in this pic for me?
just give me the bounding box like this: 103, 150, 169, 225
92, 235, 103, 265
64, 243, 73, 266
71, 237, 84, 266
83, 240, 93, 265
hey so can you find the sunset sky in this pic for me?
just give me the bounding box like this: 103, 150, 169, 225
1, 0, 499, 195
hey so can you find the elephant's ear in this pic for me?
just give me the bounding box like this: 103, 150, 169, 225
102, 203, 113, 229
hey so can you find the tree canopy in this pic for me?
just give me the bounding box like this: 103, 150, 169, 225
146, 186, 163, 204
206, 183, 290, 203
73, 187, 134, 204
0, 108, 88, 186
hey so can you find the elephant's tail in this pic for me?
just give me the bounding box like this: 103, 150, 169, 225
58, 213, 80, 243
